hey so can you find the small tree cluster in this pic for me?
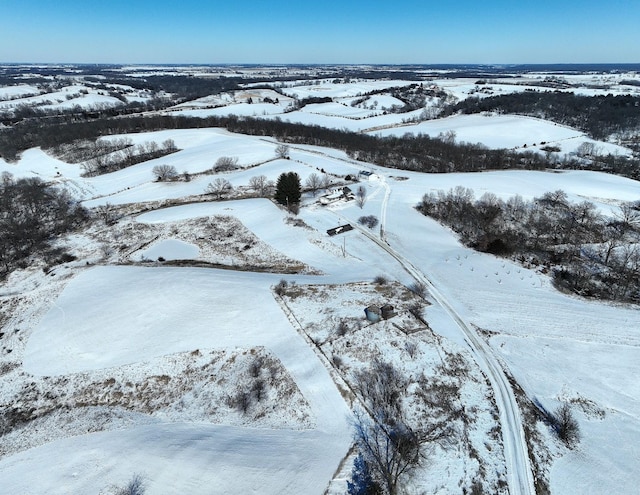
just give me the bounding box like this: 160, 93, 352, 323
274, 279, 289, 296
359, 215, 379, 229
53, 137, 133, 163
229, 355, 271, 415
0, 175, 88, 278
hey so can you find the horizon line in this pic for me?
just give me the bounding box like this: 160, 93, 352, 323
2, 62, 640, 67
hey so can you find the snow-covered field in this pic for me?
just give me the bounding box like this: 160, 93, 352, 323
370, 113, 632, 156
2, 264, 352, 494
1, 68, 640, 494
0, 80, 158, 114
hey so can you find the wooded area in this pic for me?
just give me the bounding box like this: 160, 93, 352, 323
418, 187, 640, 303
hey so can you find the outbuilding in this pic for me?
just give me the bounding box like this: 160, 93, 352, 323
364, 303, 395, 322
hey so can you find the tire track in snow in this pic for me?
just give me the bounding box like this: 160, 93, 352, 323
378, 176, 391, 242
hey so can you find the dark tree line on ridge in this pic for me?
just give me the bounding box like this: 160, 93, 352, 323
2, 112, 639, 179
417, 187, 640, 303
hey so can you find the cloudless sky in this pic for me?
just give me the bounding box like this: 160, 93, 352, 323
1, 0, 638, 64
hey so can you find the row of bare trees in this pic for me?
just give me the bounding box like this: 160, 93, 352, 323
82, 139, 178, 177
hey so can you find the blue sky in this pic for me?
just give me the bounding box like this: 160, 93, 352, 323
1, 0, 638, 64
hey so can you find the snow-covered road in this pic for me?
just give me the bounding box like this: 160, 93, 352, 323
355, 222, 534, 494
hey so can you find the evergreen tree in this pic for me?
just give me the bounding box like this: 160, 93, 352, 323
347, 453, 381, 495
274, 171, 301, 206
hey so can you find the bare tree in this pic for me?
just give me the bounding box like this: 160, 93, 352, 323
407, 303, 427, 325
576, 141, 596, 158
162, 138, 177, 151
305, 173, 322, 196
152, 164, 178, 181
274, 278, 288, 296
615, 203, 640, 232
275, 143, 290, 159
408, 281, 427, 300
554, 403, 581, 447
336, 319, 349, 336
320, 173, 332, 191
206, 178, 233, 199
354, 359, 406, 423
115, 474, 145, 495
95, 202, 118, 225
214, 156, 239, 172
438, 129, 457, 145
356, 185, 367, 209
352, 409, 421, 495
249, 175, 272, 196
373, 274, 388, 285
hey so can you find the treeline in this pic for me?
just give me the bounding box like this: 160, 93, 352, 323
418, 187, 640, 303
76, 138, 178, 177
0, 114, 542, 172
292, 96, 333, 109
0, 94, 173, 128
2, 113, 639, 179
0, 174, 88, 278
85, 74, 244, 102
446, 91, 640, 140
